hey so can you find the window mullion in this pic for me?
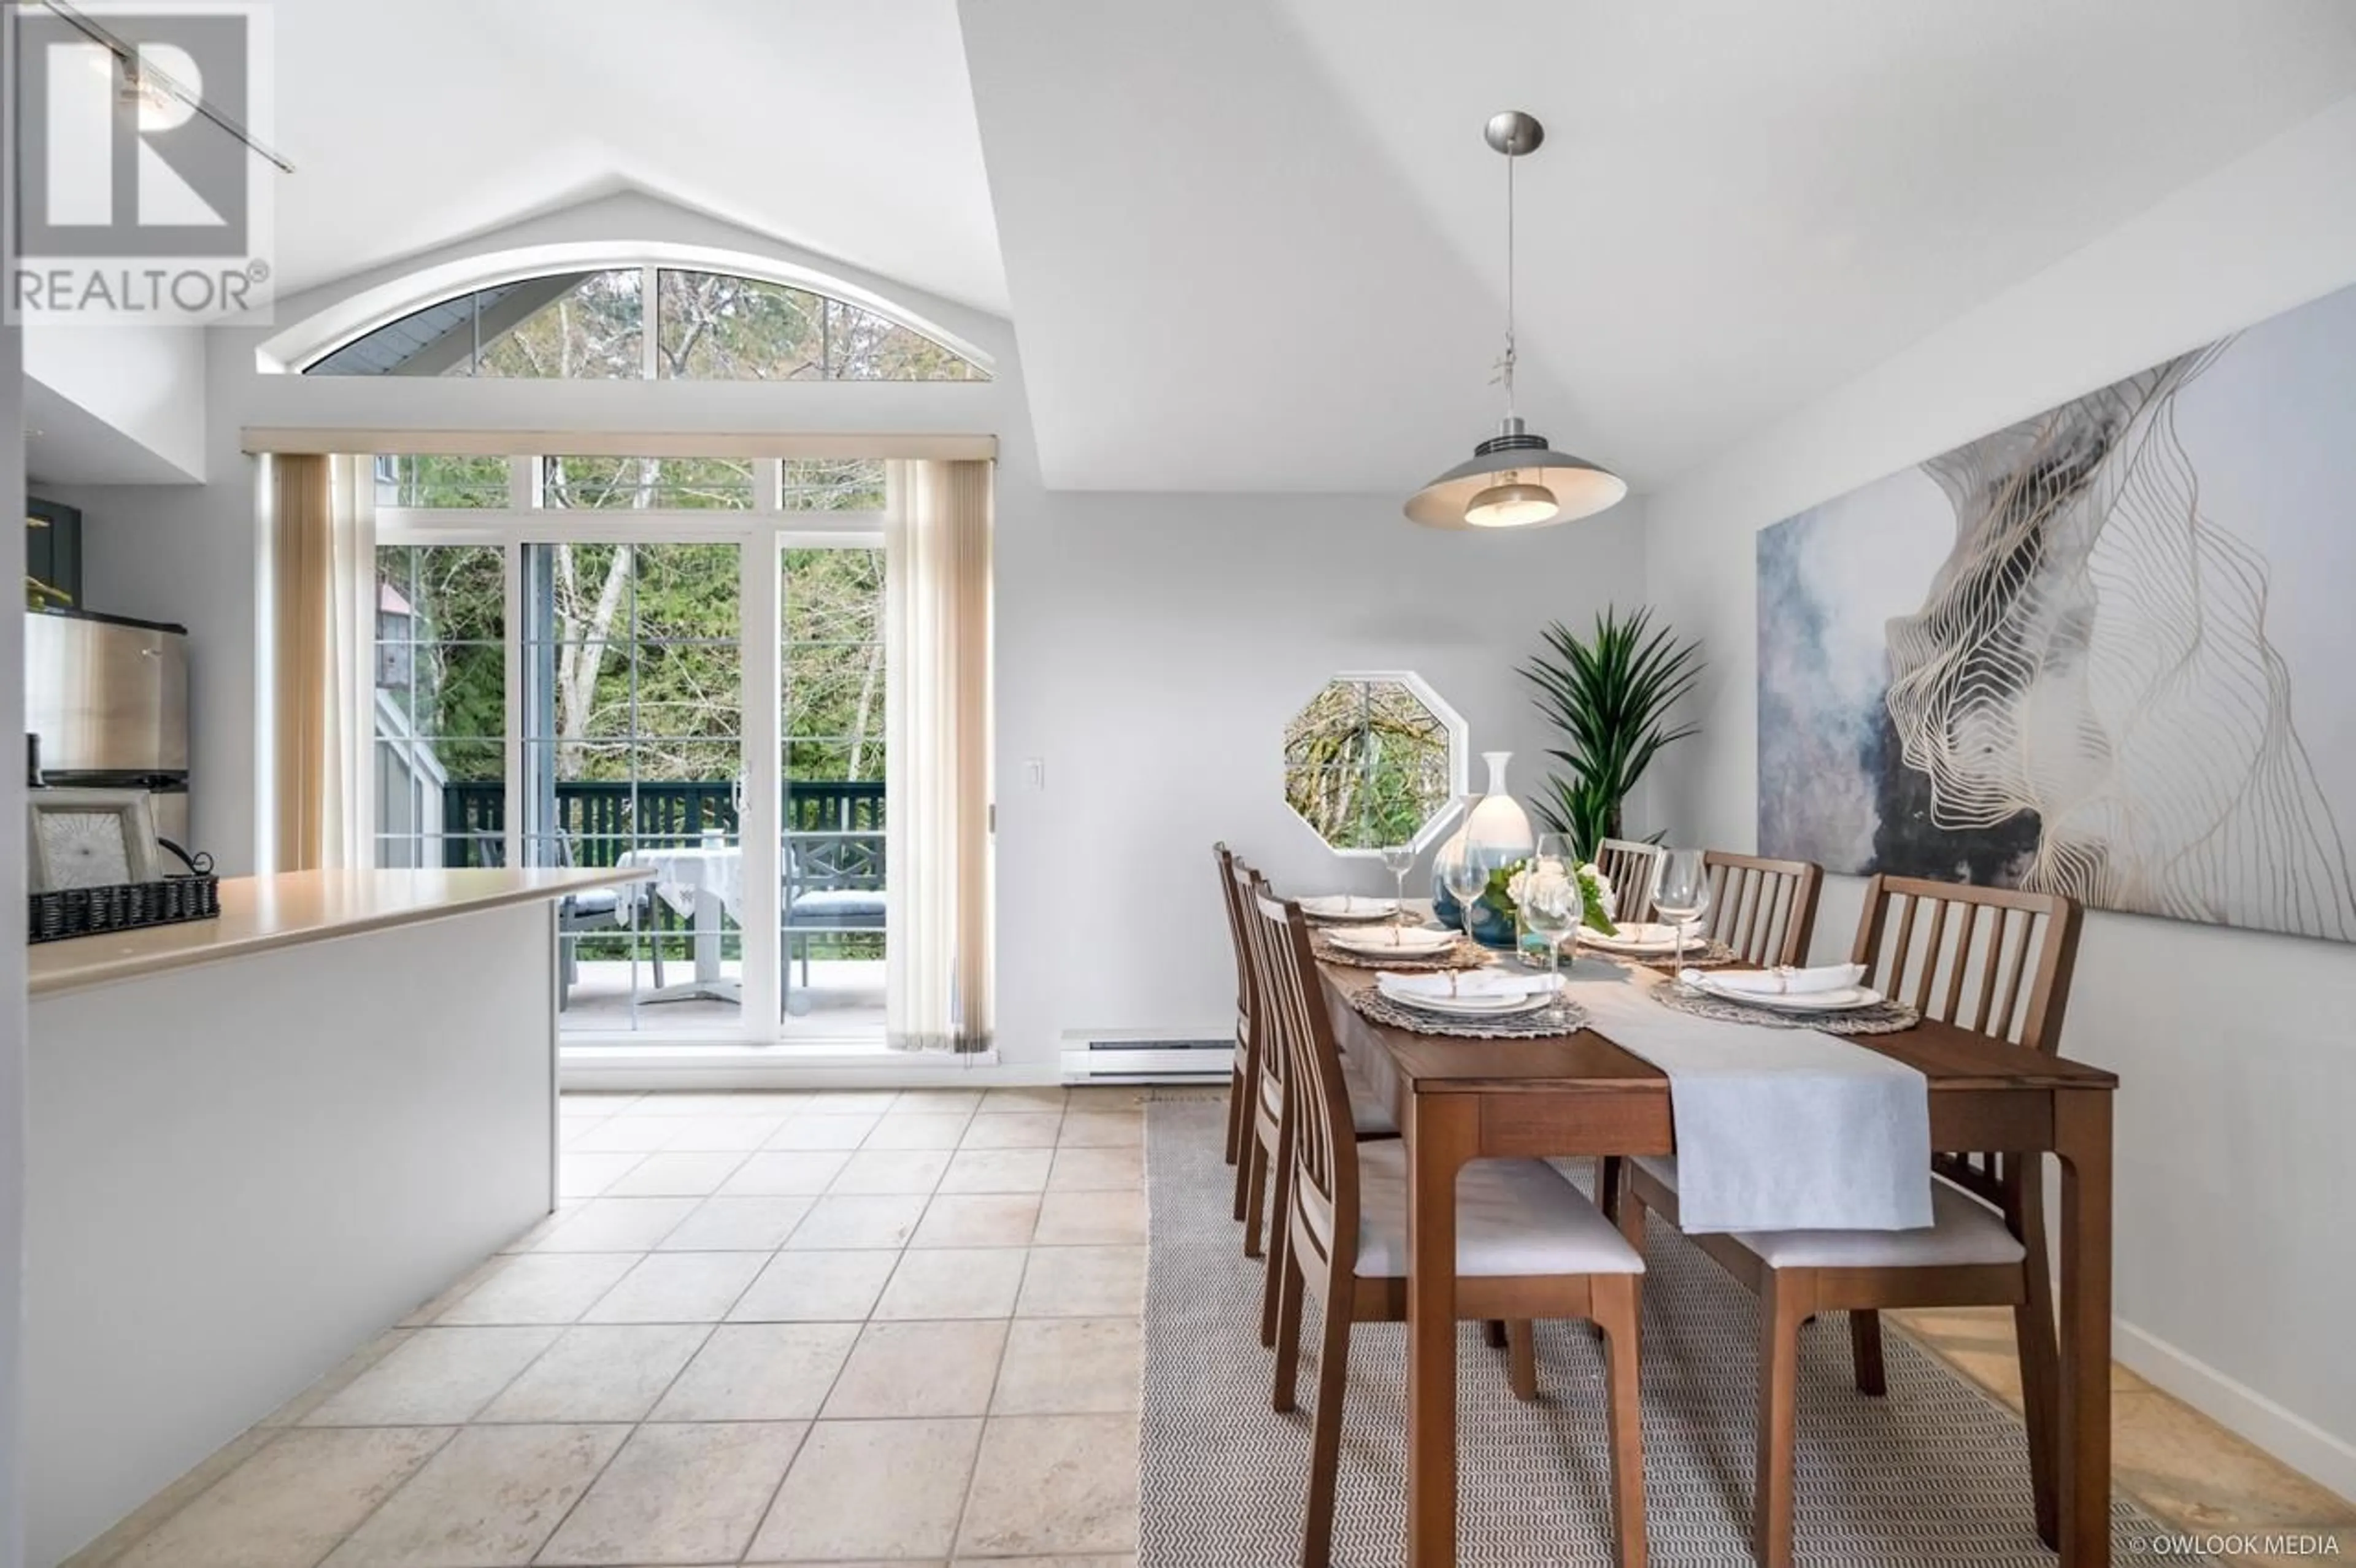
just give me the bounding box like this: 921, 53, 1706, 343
740, 528, 783, 1036
502, 537, 524, 874
642, 266, 660, 380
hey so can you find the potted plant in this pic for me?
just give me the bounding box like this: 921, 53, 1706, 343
1521, 607, 1704, 854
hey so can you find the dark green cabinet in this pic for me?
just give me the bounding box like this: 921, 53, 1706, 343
27, 496, 80, 608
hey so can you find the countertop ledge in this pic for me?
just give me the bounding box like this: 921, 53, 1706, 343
29, 867, 651, 997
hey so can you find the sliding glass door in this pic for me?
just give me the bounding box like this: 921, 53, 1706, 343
780, 545, 887, 1032
523, 539, 745, 1031
371, 455, 888, 1047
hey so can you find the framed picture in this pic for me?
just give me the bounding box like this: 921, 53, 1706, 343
26, 788, 164, 893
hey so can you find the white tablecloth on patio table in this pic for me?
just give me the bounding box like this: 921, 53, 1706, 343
618, 845, 745, 922
1568, 964, 1933, 1235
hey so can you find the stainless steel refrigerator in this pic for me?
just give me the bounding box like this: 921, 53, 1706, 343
25, 607, 193, 848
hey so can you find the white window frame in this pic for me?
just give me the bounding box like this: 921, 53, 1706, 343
373, 455, 892, 1051
1280, 668, 1470, 860
277, 258, 993, 382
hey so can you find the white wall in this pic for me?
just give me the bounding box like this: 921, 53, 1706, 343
41, 190, 1654, 1083
23, 323, 205, 481
1642, 96, 2356, 1498
993, 489, 1648, 1061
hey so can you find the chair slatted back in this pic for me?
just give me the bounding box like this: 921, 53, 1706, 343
1851, 876, 2082, 1050
1850, 875, 2083, 1206
1245, 887, 1358, 1282
1596, 838, 1664, 924
1231, 855, 1289, 1110
1212, 843, 1254, 1066
1702, 851, 1823, 968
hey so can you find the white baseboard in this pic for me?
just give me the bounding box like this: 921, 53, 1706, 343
2114, 1317, 2356, 1507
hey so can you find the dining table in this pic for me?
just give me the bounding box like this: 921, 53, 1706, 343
1316, 954, 2122, 1568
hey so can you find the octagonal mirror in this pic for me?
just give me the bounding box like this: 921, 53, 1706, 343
1283, 672, 1468, 855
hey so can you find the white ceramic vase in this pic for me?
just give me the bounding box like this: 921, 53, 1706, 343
1431, 751, 1538, 944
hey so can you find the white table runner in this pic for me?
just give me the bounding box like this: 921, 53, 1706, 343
1571, 966, 1933, 1234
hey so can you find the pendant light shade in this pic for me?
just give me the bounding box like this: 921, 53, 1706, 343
1406, 111, 1625, 532
1407, 417, 1628, 530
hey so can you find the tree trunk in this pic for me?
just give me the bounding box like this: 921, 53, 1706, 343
845, 639, 883, 782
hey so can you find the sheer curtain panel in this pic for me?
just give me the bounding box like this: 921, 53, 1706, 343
883, 459, 994, 1053
268, 453, 374, 872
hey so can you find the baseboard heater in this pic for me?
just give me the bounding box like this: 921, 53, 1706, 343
1060, 1029, 1233, 1085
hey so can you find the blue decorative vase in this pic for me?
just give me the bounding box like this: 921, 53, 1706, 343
1430, 750, 1538, 949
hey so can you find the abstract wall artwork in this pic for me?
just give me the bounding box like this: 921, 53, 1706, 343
1758, 281, 2356, 942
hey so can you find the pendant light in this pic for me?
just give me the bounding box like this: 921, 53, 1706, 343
1405, 111, 1625, 531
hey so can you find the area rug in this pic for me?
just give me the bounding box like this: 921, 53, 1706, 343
1141, 1099, 2204, 1567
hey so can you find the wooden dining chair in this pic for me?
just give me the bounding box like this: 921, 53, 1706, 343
1596, 837, 1665, 924
1214, 842, 1257, 1174
1617, 875, 2084, 1568
1700, 851, 1823, 967
1247, 888, 1649, 1568
1228, 857, 1399, 1345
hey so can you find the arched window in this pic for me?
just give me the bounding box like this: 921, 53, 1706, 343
303, 266, 988, 382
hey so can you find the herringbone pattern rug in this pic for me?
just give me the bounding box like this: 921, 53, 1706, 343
1141, 1099, 2203, 1567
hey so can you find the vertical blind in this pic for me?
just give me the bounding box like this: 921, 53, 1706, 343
268, 453, 374, 873
884, 459, 995, 1052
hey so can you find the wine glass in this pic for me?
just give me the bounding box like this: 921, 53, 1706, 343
1379, 842, 1416, 936
1654, 848, 1711, 970
1440, 842, 1489, 951
1531, 832, 1579, 964
1517, 864, 1577, 1023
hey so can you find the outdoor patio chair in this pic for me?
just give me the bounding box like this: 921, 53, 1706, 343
782, 830, 886, 1013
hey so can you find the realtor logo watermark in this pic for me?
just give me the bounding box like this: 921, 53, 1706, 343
6, 1, 277, 325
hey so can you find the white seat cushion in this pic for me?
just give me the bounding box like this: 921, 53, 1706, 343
1352, 1142, 1642, 1278
787, 890, 887, 920
1634, 1158, 2024, 1270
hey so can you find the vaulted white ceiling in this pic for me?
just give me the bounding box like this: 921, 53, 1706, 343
264, 0, 1007, 312
195, 1, 2356, 498
960, 0, 2356, 492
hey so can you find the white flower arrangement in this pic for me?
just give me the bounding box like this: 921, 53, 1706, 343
1503, 858, 1619, 934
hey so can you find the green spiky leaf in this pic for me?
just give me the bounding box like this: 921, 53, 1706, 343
1520, 606, 1703, 853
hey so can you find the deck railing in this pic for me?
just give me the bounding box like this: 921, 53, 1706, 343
439, 780, 884, 869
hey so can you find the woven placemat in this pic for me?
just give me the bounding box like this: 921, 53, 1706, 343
1345, 985, 1588, 1039
1653, 981, 1920, 1034
1313, 934, 1488, 972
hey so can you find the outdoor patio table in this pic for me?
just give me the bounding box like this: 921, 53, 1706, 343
618, 840, 742, 1004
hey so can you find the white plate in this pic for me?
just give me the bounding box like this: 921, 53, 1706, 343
1301, 895, 1399, 921
1328, 926, 1458, 955
1693, 978, 1885, 1013
1377, 978, 1556, 1016
1390, 990, 1557, 1020
1581, 922, 1688, 955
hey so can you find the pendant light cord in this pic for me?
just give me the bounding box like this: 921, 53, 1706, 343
1501, 140, 1519, 422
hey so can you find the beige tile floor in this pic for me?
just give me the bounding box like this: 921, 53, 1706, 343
62, 1086, 2351, 1568
69, 1086, 1146, 1568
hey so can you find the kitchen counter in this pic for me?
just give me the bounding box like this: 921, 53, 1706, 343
29, 866, 649, 997
26, 867, 631, 1566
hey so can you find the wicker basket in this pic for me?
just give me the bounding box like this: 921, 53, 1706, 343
29, 875, 221, 944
